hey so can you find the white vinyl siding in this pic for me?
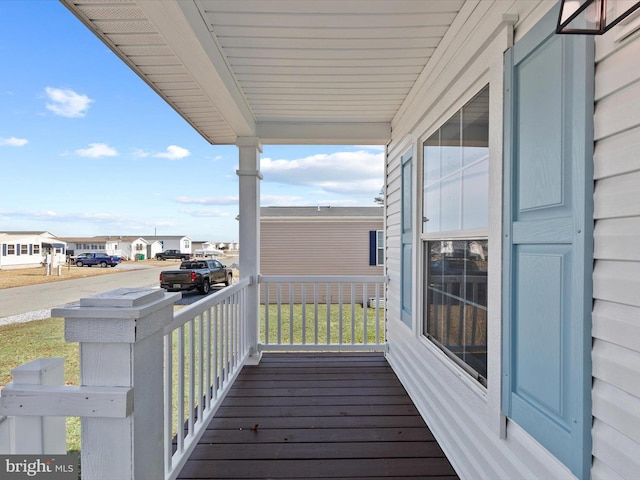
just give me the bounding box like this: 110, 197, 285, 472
592, 27, 640, 480
385, 2, 580, 479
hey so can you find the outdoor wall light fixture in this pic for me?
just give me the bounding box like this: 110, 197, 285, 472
556, 0, 640, 34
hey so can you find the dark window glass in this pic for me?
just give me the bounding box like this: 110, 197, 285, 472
425, 239, 488, 385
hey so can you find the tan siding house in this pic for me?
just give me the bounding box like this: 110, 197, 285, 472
261, 206, 384, 276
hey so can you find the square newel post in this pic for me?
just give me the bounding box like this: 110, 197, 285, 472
10, 358, 66, 454
52, 288, 179, 480
237, 136, 262, 364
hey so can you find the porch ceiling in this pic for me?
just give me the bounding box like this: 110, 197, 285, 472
61, 0, 466, 145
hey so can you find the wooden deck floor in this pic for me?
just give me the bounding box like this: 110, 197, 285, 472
177, 353, 459, 479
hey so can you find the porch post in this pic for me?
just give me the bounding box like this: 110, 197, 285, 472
52, 288, 178, 480
236, 136, 262, 364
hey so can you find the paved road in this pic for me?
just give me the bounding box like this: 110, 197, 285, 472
0, 265, 167, 324
0, 256, 239, 325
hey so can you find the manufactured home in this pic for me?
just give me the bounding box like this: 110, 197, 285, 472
0, 231, 66, 269
3, 1, 639, 479
261, 206, 384, 275
61, 236, 148, 261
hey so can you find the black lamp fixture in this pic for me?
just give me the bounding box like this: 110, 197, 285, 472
557, 0, 640, 34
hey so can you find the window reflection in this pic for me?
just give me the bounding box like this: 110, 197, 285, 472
425, 240, 488, 384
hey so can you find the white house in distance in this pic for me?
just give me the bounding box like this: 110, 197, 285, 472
61, 236, 148, 261
50, 1, 640, 479
144, 236, 192, 256
0, 231, 66, 269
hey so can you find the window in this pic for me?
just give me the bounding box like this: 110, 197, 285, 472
33, 244, 40, 254
369, 230, 385, 266
21, 245, 28, 255
422, 86, 489, 385
7, 245, 15, 255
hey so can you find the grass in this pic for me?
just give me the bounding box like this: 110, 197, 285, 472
0, 302, 384, 457
0, 317, 81, 454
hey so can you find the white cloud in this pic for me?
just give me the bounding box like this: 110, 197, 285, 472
175, 196, 239, 205
182, 208, 230, 218
75, 143, 118, 158
45, 87, 93, 118
153, 145, 190, 160
260, 149, 384, 196
0, 137, 28, 147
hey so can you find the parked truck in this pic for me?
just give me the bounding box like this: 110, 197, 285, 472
155, 249, 192, 261
159, 259, 233, 295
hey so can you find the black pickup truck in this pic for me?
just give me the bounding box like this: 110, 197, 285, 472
155, 249, 192, 261
159, 259, 233, 295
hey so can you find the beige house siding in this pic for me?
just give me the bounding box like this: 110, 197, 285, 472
591, 28, 640, 480
260, 207, 384, 304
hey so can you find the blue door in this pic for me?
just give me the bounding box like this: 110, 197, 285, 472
502, 5, 594, 478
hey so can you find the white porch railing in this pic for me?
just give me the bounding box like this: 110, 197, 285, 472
259, 275, 387, 351
0, 274, 387, 479
163, 277, 251, 480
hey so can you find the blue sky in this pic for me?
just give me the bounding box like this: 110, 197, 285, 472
0, 1, 384, 242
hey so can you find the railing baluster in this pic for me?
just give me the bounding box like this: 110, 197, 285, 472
164, 332, 173, 476
362, 283, 368, 345
212, 304, 219, 400
289, 283, 294, 344
326, 283, 331, 344
314, 283, 319, 345
351, 283, 356, 345
188, 319, 195, 436
198, 313, 204, 425
177, 325, 185, 454
375, 282, 380, 344
277, 283, 282, 345
301, 283, 307, 345
338, 282, 343, 345
264, 283, 270, 345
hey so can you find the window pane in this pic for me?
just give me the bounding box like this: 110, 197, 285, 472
425, 240, 488, 383
462, 159, 489, 230
462, 87, 489, 166
441, 113, 461, 176
424, 183, 440, 233
424, 134, 440, 186
440, 172, 461, 232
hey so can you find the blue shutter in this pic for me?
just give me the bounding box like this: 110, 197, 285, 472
369, 231, 377, 265
16, 244, 20, 256
29, 244, 33, 255
2, 244, 6, 256
502, 4, 593, 478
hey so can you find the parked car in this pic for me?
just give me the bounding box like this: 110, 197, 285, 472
75, 253, 121, 268
155, 249, 192, 261
160, 259, 232, 294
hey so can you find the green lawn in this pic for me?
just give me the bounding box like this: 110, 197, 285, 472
0, 317, 80, 454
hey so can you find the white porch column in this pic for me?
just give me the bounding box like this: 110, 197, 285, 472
236, 136, 262, 363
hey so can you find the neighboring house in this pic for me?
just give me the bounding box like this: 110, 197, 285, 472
192, 241, 222, 257
260, 206, 384, 275
143, 236, 192, 255
61, 236, 147, 261
0, 231, 66, 269
54, 1, 640, 479
260, 206, 384, 304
